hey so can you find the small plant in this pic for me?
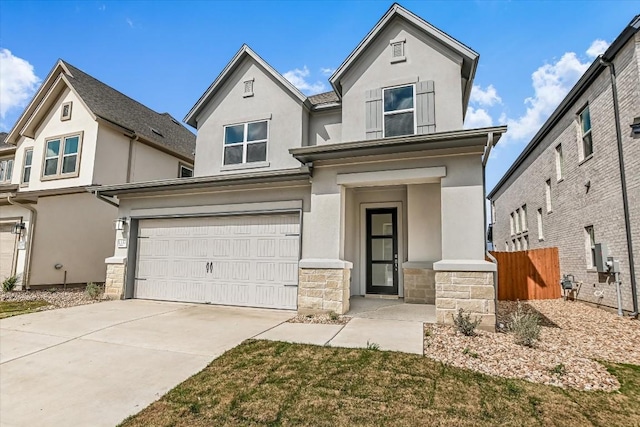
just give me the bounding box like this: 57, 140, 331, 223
550, 363, 566, 376
328, 311, 339, 321
48, 287, 57, 293
366, 341, 380, 351
462, 347, 479, 358
452, 308, 482, 336
85, 282, 101, 300
2, 276, 18, 292
509, 302, 541, 347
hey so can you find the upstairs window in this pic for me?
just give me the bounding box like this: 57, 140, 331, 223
383, 85, 415, 138
555, 144, 564, 180
520, 205, 528, 231
0, 159, 13, 183
43, 133, 81, 178
22, 149, 33, 185
545, 179, 552, 213
223, 120, 268, 166
579, 106, 593, 158
537, 208, 544, 241
585, 226, 596, 268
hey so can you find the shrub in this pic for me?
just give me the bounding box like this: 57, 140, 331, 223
85, 282, 102, 300
2, 276, 18, 292
328, 311, 339, 321
452, 308, 481, 336
462, 347, 479, 358
550, 363, 566, 376
509, 302, 541, 347
366, 341, 380, 351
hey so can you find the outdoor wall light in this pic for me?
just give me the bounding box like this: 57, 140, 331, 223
113, 218, 128, 231
11, 222, 26, 236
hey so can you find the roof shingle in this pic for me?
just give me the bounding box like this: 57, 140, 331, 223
308, 91, 340, 106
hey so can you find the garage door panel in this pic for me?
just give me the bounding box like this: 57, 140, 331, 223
135, 214, 299, 309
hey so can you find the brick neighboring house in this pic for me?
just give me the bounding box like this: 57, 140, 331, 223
488, 15, 640, 315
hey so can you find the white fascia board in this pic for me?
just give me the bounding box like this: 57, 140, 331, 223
336, 166, 446, 187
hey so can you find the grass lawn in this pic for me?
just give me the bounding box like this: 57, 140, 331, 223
121, 340, 640, 427
0, 300, 50, 319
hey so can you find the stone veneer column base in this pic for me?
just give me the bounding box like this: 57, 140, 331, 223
105, 258, 126, 299
298, 268, 351, 314
435, 271, 496, 331
403, 268, 436, 304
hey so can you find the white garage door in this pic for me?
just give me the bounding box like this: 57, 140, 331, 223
0, 223, 17, 280
134, 214, 300, 309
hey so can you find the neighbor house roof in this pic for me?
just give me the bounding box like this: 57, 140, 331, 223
308, 91, 340, 107
329, 3, 479, 118
0, 132, 14, 154
6, 60, 196, 162
184, 45, 309, 128
487, 14, 640, 200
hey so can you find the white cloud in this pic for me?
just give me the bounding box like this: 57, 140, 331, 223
98, 4, 106, 11
464, 106, 494, 129
586, 39, 610, 58
126, 17, 134, 28
470, 84, 502, 106
502, 51, 590, 143
283, 66, 326, 94
320, 67, 335, 76
0, 49, 40, 121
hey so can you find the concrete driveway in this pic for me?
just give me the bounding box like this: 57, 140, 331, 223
0, 300, 291, 427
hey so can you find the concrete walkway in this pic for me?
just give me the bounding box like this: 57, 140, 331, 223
0, 300, 291, 427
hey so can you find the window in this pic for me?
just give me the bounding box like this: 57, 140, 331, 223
223, 120, 268, 165
509, 213, 515, 236
555, 144, 564, 180
515, 208, 521, 233
43, 133, 81, 178
179, 164, 193, 178
521, 205, 528, 231
579, 106, 593, 158
383, 85, 415, 138
545, 179, 552, 213
491, 201, 496, 224
537, 208, 544, 241
22, 149, 33, 185
61, 101, 72, 121
0, 159, 13, 183
585, 226, 596, 268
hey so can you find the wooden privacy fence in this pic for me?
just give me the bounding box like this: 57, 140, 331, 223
489, 247, 561, 301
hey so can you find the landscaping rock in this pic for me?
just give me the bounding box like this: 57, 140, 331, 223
0, 288, 102, 312
288, 313, 351, 325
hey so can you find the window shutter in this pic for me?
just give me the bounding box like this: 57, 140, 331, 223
416, 80, 435, 134
365, 88, 383, 139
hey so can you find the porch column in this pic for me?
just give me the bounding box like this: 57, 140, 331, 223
298, 184, 352, 314
436, 182, 496, 331
403, 183, 441, 304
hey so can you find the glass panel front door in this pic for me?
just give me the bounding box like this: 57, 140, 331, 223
366, 208, 398, 295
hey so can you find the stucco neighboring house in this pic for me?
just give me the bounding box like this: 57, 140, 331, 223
0, 60, 196, 289
488, 15, 639, 316
96, 3, 506, 330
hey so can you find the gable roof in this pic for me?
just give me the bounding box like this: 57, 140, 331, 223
6, 60, 196, 161
184, 45, 309, 128
487, 14, 640, 200
329, 3, 479, 117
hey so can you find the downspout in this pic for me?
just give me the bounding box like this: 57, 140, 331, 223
482, 132, 499, 328
7, 195, 37, 290
600, 57, 638, 317
126, 134, 138, 183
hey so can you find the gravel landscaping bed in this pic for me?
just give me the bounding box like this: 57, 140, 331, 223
424, 299, 639, 391
288, 313, 351, 325
0, 289, 103, 312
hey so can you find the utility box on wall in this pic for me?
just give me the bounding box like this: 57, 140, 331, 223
595, 243, 609, 273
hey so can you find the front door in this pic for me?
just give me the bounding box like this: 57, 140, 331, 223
366, 208, 398, 295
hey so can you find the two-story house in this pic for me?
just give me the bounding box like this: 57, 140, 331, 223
0, 60, 196, 290
488, 15, 639, 316
96, 4, 506, 330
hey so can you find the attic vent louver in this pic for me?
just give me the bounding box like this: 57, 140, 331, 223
150, 127, 164, 137
390, 38, 406, 63
243, 78, 254, 97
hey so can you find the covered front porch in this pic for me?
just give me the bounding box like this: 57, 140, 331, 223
291, 128, 504, 331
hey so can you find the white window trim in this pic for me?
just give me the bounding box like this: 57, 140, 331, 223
21, 148, 33, 186
521, 205, 528, 232
545, 179, 552, 213
537, 208, 544, 241
178, 163, 193, 178
61, 101, 72, 121
0, 158, 13, 183
585, 226, 596, 269
222, 120, 269, 167
578, 105, 593, 160
555, 144, 564, 181
382, 84, 416, 138
41, 131, 83, 180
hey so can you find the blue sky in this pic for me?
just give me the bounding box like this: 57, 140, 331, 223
0, 0, 638, 191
